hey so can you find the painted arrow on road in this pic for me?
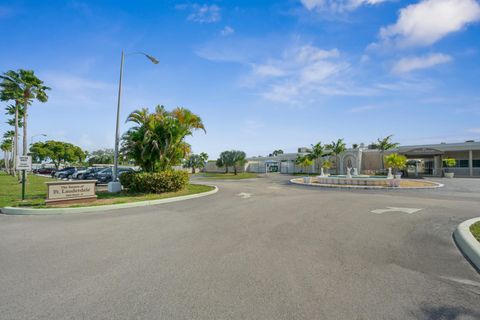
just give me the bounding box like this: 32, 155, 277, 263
237, 192, 252, 199
371, 207, 422, 214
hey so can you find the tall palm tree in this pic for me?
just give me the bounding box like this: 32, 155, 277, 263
307, 142, 325, 173
372, 135, 399, 170
0, 77, 25, 176
0, 70, 50, 156
326, 139, 346, 175
1, 138, 12, 172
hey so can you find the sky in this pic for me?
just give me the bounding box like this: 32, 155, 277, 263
0, 0, 479, 158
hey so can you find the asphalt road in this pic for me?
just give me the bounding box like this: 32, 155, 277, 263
1, 175, 480, 319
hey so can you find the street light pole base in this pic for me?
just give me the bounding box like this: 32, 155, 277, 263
107, 181, 122, 193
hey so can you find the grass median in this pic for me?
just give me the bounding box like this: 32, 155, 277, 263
196, 172, 259, 179
0, 172, 214, 208
470, 221, 480, 243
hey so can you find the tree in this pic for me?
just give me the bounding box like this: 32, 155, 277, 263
183, 152, 208, 173
231, 150, 246, 175
0, 70, 50, 157
122, 105, 205, 172
326, 138, 346, 175
216, 150, 246, 175
372, 135, 399, 170
2, 130, 14, 173
216, 150, 234, 174
30, 140, 86, 169
296, 155, 313, 174
443, 158, 457, 173
88, 148, 115, 165
1, 138, 12, 172
384, 153, 407, 174
307, 142, 325, 173
269, 149, 284, 157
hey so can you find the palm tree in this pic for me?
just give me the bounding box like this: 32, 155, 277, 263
307, 142, 325, 173
231, 150, 246, 175
0, 70, 50, 156
372, 135, 399, 170
1, 139, 12, 172
296, 155, 313, 174
326, 139, 346, 175
122, 105, 205, 172
2, 131, 15, 175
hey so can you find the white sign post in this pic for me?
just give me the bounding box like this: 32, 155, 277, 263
16, 155, 32, 200
16, 155, 32, 171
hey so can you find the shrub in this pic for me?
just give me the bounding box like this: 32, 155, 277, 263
120, 170, 189, 193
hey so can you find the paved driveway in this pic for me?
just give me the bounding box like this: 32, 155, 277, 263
1, 175, 479, 319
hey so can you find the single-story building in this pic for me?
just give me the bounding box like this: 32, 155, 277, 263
205, 141, 480, 177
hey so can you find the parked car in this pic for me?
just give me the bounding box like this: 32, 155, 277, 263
35, 167, 57, 175
72, 167, 105, 180
95, 167, 134, 184
54, 167, 82, 179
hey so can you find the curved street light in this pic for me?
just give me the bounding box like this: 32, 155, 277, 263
111, 50, 159, 190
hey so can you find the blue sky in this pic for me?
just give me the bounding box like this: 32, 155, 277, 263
1, 0, 479, 158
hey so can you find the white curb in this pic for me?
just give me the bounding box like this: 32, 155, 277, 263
454, 217, 480, 271
289, 178, 443, 190
1, 186, 218, 215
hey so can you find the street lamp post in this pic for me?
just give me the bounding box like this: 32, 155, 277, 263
109, 50, 159, 193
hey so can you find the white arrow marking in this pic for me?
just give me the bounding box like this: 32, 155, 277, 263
237, 192, 252, 199
371, 207, 422, 214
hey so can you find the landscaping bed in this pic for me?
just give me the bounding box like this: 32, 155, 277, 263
470, 221, 480, 243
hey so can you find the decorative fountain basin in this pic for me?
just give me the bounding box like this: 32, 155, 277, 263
316, 175, 393, 187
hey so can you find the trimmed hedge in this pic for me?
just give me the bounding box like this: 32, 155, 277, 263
120, 170, 189, 193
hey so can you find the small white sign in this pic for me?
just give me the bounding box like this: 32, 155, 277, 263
16, 155, 32, 171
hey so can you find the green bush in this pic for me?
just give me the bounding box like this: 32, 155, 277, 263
120, 170, 189, 193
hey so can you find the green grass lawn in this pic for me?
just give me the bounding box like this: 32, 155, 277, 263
0, 172, 214, 208
196, 172, 259, 179
470, 221, 480, 243
0, 172, 53, 208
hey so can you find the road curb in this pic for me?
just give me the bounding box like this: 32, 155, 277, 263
454, 217, 480, 272
289, 178, 443, 190
0, 186, 218, 215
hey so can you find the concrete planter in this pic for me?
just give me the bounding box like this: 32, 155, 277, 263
445, 172, 454, 178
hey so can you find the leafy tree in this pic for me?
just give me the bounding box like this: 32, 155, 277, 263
326, 138, 346, 175
1, 138, 12, 172
352, 143, 358, 149
443, 158, 457, 173
384, 153, 407, 174
88, 148, 115, 165
122, 105, 205, 172
0, 70, 50, 157
183, 152, 208, 173
30, 140, 86, 169
296, 155, 313, 174
269, 149, 284, 157
372, 135, 399, 170
307, 142, 325, 173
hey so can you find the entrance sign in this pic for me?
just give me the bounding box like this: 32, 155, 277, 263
16, 155, 32, 171
45, 180, 97, 204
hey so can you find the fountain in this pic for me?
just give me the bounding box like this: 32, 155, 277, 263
353, 168, 358, 176
346, 167, 352, 179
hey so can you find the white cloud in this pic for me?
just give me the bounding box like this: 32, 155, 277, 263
378, 0, 480, 48
300, 0, 388, 12
392, 53, 452, 74
185, 4, 221, 23
220, 26, 234, 36
246, 45, 350, 103
347, 105, 382, 113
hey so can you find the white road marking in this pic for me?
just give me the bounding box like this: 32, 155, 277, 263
237, 192, 252, 199
371, 207, 423, 214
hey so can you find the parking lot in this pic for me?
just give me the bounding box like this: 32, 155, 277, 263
1, 175, 479, 319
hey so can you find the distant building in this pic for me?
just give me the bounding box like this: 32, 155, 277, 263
229, 141, 480, 177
